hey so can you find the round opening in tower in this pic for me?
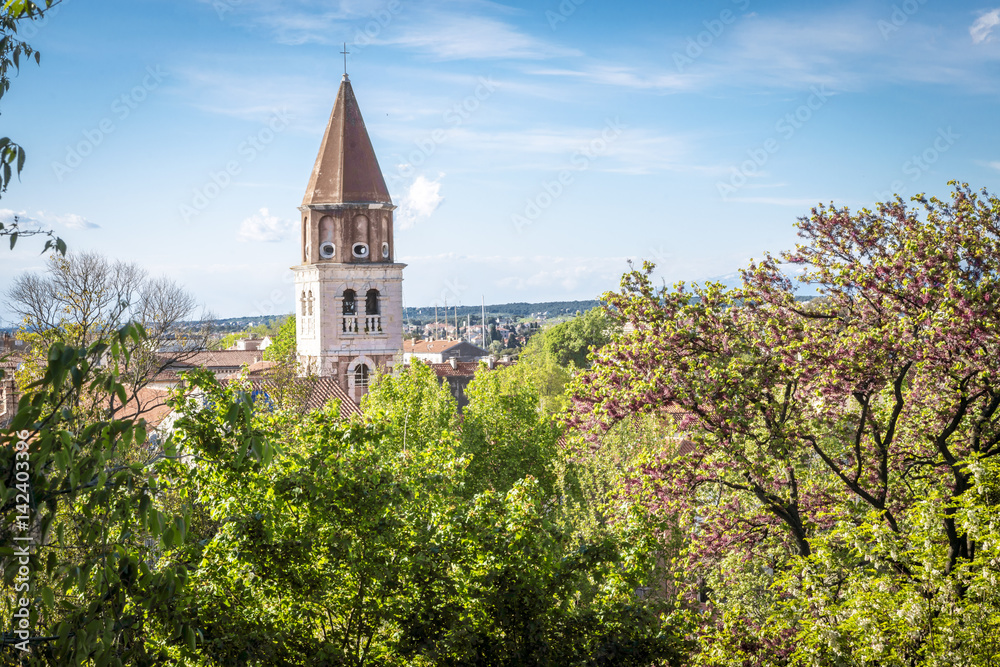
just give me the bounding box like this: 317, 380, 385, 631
319, 242, 336, 259
352, 243, 369, 258
381, 242, 389, 259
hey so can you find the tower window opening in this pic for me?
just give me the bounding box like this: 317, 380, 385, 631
355, 363, 370, 388
307, 290, 314, 316
381, 242, 389, 259
366, 289, 380, 315
352, 243, 369, 258
320, 242, 336, 259
300, 291, 307, 316
342, 289, 357, 315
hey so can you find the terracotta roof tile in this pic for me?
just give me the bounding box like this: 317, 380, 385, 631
163, 350, 263, 370
303, 77, 391, 206
404, 340, 463, 354
224, 377, 361, 420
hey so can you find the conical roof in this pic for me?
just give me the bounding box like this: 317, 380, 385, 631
303, 76, 392, 206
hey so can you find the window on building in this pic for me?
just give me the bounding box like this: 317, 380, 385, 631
365, 289, 380, 315
343, 289, 357, 315
354, 363, 370, 388
300, 291, 306, 315
307, 290, 314, 316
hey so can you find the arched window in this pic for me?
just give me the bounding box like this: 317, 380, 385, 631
319, 215, 335, 259
354, 363, 370, 388
342, 289, 356, 315
365, 289, 380, 315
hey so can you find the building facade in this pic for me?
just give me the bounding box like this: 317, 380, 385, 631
293, 74, 405, 402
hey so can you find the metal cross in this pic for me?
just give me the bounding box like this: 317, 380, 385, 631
340, 43, 349, 75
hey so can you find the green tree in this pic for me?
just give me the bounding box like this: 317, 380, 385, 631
542, 307, 613, 369
361, 360, 458, 454
460, 365, 561, 498
1, 325, 201, 664
514, 334, 574, 416
172, 369, 685, 666
261, 315, 296, 363
0, 2, 66, 254
399, 478, 689, 667
6, 251, 208, 421
570, 183, 1000, 665
3, 330, 685, 665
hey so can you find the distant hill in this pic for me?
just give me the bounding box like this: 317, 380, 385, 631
404, 300, 603, 325
161, 301, 605, 334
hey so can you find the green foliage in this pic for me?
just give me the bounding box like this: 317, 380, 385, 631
2, 322, 686, 664
510, 308, 618, 416
400, 478, 689, 667
262, 315, 296, 363
212, 316, 288, 352
361, 360, 459, 453
460, 365, 561, 498
514, 334, 575, 416
555, 413, 680, 545
0, 325, 199, 665
163, 366, 684, 665
541, 307, 614, 369
571, 183, 1000, 666
0, 2, 67, 253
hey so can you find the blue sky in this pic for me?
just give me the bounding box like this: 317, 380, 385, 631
2, 0, 999, 324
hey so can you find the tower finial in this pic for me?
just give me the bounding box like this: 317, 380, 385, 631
341, 42, 350, 79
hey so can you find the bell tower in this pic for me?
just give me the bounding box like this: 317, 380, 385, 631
294, 73, 405, 402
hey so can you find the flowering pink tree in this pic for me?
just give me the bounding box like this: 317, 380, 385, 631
570, 183, 1000, 664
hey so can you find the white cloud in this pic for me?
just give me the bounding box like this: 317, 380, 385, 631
726, 197, 826, 206
238, 208, 294, 242
396, 175, 444, 229
55, 213, 100, 230
427, 125, 693, 175
400, 254, 630, 294
971, 9, 1000, 44
384, 15, 581, 60
209, 1, 578, 60
988, 161, 1000, 171
0, 208, 99, 230
174, 66, 322, 126
529, 65, 699, 92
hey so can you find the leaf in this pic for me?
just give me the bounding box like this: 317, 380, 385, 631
115, 383, 127, 407
8, 231, 16, 249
